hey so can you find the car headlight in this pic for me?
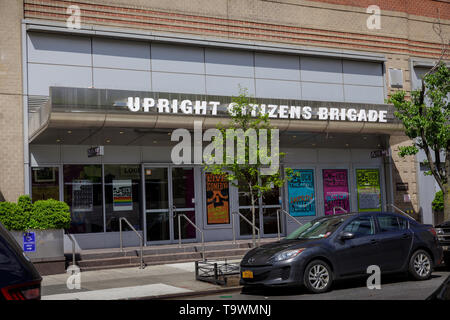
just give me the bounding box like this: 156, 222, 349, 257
272, 248, 306, 262
436, 228, 445, 241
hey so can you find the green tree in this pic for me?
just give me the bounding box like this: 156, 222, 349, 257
388, 62, 449, 221
205, 89, 293, 246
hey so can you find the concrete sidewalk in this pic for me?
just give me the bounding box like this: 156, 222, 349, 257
41, 260, 242, 300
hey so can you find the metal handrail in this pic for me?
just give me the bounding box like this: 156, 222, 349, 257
387, 203, 415, 220
232, 211, 261, 247
176, 213, 206, 261
119, 217, 144, 269
332, 206, 348, 215
65, 231, 76, 267
276, 209, 303, 240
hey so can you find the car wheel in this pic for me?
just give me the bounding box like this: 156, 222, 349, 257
303, 260, 333, 294
409, 250, 433, 280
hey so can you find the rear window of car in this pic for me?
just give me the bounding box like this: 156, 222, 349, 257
376, 215, 408, 232
343, 216, 375, 237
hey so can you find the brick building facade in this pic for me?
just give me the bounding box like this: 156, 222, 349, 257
0, 0, 449, 248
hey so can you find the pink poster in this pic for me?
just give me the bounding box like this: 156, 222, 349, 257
322, 169, 350, 215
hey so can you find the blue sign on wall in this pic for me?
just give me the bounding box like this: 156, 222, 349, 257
23, 232, 36, 252
288, 169, 316, 217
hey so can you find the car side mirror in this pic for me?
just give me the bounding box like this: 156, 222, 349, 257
340, 231, 355, 240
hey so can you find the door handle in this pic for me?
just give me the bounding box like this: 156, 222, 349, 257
370, 239, 378, 245
402, 233, 411, 239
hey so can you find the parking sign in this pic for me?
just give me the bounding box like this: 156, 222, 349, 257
23, 232, 36, 252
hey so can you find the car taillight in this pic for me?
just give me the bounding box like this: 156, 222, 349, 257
1, 280, 41, 300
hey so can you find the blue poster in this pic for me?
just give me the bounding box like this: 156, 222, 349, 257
288, 169, 316, 217
23, 232, 36, 252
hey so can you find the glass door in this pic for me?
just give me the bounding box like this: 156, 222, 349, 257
172, 167, 196, 241
144, 166, 196, 243
237, 178, 260, 237
237, 177, 281, 238
261, 185, 281, 236
145, 167, 170, 242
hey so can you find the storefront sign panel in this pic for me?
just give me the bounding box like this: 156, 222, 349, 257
113, 180, 133, 211
72, 180, 93, 213
356, 169, 381, 212
322, 169, 350, 215
288, 169, 316, 217
206, 173, 230, 224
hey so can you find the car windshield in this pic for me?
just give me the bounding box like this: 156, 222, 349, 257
286, 215, 351, 240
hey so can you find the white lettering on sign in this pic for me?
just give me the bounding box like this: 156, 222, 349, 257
125, 97, 389, 123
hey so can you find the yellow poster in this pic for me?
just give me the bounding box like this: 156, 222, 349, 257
206, 173, 230, 224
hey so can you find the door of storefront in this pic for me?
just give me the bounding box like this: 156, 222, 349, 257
144, 166, 197, 244
237, 178, 282, 239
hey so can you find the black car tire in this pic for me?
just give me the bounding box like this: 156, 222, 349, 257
408, 249, 433, 280
303, 260, 333, 294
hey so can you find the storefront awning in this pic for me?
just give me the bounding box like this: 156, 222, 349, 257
29, 87, 403, 144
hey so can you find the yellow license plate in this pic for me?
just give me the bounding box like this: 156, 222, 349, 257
242, 270, 253, 279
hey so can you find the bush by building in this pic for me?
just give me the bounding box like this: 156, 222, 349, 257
0, 196, 71, 231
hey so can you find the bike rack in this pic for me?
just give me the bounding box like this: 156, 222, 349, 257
276, 209, 303, 240
119, 217, 145, 269
231, 211, 260, 247
195, 259, 240, 286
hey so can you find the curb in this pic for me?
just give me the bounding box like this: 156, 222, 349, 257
131, 286, 243, 300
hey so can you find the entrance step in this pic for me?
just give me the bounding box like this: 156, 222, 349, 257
67, 238, 277, 272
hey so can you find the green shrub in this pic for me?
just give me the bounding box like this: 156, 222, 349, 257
28, 199, 71, 230
0, 196, 71, 231
0, 201, 26, 231
17, 195, 33, 214
432, 190, 444, 212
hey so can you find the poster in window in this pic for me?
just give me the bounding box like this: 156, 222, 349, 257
288, 169, 316, 217
356, 169, 381, 212
322, 169, 350, 215
206, 173, 230, 224
113, 180, 133, 211
72, 179, 93, 213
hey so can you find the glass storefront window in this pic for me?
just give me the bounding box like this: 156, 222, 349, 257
356, 169, 382, 212
322, 169, 350, 215
31, 167, 59, 201
287, 169, 316, 217
64, 165, 103, 233
104, 165, 142, 232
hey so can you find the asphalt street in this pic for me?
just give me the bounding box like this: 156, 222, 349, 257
184, 268, 450, 300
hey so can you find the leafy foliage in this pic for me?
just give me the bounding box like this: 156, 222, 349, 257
432, 190, 444, 212
388, 62, 449, 191
28, 199, 71, 230
205, 88, 292, 199
0, 196, 71, 231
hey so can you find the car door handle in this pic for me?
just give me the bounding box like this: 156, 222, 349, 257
402, 233, 411, 239
370, 239, 378, 245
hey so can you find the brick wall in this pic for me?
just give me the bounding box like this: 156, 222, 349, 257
305, 0, 450, 20
0, 0, 24, 201
23, 0, 449, 59
389, 134, 420, 219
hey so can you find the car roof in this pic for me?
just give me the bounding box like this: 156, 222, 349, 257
317, 211, 414, 221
